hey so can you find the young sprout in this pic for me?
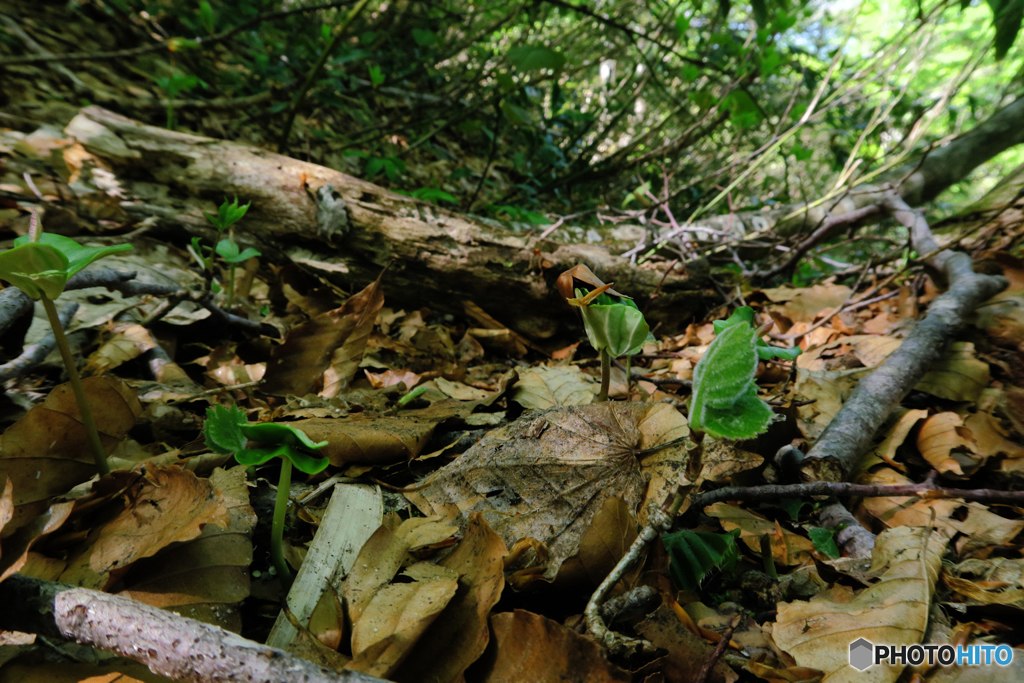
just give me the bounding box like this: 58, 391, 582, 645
689, 306, 801, 440
557, 265, 653, 401
190, 197, 259, 307
0, 229, 133, 475
205, 405, 329, 585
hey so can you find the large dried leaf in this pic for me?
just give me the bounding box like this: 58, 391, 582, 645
84, 322, 156, 376
59, 465, 231, 590
0, 495, 74, 583
760, 284, 852, 323
262, 272, 385, 396
116, 466, 255, 630
774, 526, 947, 683
475, 610, 631, 683
634, 604, 736, 683
405, 402, 690, 581
916, 412, 980, 477
0, 376, 142, 530
346, 562, 459, 678
393, 513, 508, 683
344, 516, 459, 624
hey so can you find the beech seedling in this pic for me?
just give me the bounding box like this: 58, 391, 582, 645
0, 230, 133, 475
205, 404, 329, 584
689, 306, 800, 440
557, 264, 653, 401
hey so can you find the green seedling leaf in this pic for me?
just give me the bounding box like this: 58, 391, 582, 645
690, 314, 780, 440
239, 422, 328, 474
205, 197, 251, 232
240, 422, 328, 453
204, 404, 248, 455
808, 527, 840, 559
699, 385, 777, 440
713, 306, 802, 361
662, 529, 739, 592
2, 234, 132, 299
0, 242, 69, 299
777, 497, 807, 521
233, 444, 330, 474
693, 322, 758, 410
205, 406, 329, 474
215, 238, 261, 263
576, 288, 653, 358
13, 233, 133, 280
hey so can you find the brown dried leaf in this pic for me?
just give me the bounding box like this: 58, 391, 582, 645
511, 365, 598, 410
477, 610, 631, 683
84, 323, 157, 376
392, 513, 508, 683
116, 466, 255, 630
0, 376, 142, 531
59, 465, 231, 590
344, 516, 458, 624
262, 272, 385, 397
634, 604, 736, 683
346, 562, 459, 678
405, 402, 689, 581
705, 503, 815, 566
759, 284, 852, 323
857, 467, 1024, 550
774, 526, 946, 683
916, 412, 980, 477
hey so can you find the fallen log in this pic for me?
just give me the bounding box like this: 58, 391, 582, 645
63, 106, 709, 340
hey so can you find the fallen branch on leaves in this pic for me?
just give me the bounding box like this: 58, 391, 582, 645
799, 191, 1006, 482
0, 574, 385, 683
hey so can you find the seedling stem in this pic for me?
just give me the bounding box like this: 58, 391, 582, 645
41, 295, 109, 475
271, 458, 293, 584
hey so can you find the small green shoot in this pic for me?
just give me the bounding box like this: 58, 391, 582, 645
0, 231, 133, 475
205, 404, 329, 584
689, 306, 800, 440
204, 197, 250, 232
193, 198, 260, 307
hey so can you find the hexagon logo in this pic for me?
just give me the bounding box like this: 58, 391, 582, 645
849, 638, 874, 671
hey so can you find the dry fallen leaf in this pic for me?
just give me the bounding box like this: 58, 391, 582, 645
511, 364, 598, 410
59, 465, 231, 591
262, 271, 385, 396
115, 466, 255, 630
392, 513, 508, 683
405, 402, 689, 581
774, 526, 946, 683
0, 376, 142, 531
477, 610, 631, 683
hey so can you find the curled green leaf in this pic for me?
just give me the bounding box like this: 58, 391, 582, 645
575, 288, 652, 358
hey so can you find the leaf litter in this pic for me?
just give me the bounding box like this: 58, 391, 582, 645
4, 123, 1024, 683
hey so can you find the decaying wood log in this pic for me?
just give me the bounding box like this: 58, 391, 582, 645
63, 107, 710, 340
